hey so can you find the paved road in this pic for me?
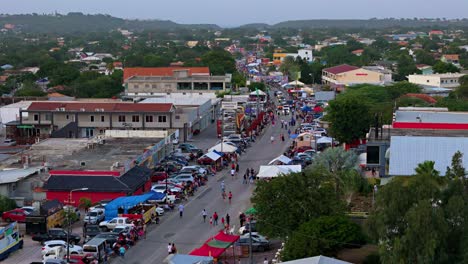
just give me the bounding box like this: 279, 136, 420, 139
112, 117, 292, 263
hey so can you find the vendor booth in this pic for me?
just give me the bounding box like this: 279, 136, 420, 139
104, 193, 153, 220
268, 155, 292, 165
257, 165, 302, 178
209, 143, 238, 153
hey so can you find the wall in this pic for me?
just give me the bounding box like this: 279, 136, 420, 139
105, 130, 168, 138
408, 75, 440, 87
46, 191, 126, 207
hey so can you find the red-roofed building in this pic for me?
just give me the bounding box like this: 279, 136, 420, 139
6, 101, 176, 144
352, 49, 364, 56
441, 54, 460, 65
429, 30, 444, 38
123, 67, 231, 98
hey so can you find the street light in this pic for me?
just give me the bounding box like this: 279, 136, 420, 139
67, 187, 88, 262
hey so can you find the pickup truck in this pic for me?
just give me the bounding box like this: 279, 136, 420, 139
31, 228, 81, 244
84, 209, 105, 225
99, 217, 134, 231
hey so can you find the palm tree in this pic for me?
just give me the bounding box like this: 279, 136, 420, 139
415, 161, 439, 178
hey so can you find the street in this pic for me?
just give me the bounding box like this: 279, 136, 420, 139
112, 113, 291, 263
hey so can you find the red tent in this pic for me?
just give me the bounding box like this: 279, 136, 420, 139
189, 243, 225, 258
213, 231, 240, 243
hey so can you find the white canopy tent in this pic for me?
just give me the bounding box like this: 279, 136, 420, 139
317, 136, 333, 144
257, 165, 302, 178
208, 143, 237, 153
205, 151, 222, 161
268, 155, 292, 165
249, 90, 266, 96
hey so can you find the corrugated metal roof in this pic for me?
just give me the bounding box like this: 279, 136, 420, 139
389, 136, 468, 176
395, 110, 468, 124
281, 255, 351, 264
0, 167, 43, 184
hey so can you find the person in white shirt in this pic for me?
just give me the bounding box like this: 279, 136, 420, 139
178, 204, 184, 218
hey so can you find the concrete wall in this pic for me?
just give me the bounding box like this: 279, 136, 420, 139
105, 130, 169, 138
337, 69, 383, 85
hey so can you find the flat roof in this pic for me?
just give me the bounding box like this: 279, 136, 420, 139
395, 110, 468, 124
409, 73, 464, 78
140, 97, 211, 106
0, 166, 43, 184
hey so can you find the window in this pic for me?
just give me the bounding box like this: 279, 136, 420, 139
66, 114, 70, 120
44, 113, 52, 121
158, 115, 167, 122
145, 84, 150, 88
132, 115, 140, 122
34, 114, 39, 121
152, 84, 157, 88
118, 115, 126, 122
90, 115, 95, 122
133, 84, 139, 89
175, 115, 180, 120
101, 116, 105, 122
145, 115, 154, 122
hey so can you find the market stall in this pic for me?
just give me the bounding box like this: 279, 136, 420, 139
257, 165, 302, 178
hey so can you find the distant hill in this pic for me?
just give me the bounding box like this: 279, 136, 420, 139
0, 13, 221, 33
238, 23, 271, 30
270, 19, 468, 29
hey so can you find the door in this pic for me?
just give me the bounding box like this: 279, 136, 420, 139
85, 128, 94, 138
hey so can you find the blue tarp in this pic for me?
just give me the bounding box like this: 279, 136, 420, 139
166, 254, 213, 264
104, 193, 153, 220
147, 191, 166, 201
290, 134, 299, 139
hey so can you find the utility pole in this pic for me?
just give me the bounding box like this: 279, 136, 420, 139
248, 217, 253, 264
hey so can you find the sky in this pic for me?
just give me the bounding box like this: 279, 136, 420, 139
2, 0, 468, 27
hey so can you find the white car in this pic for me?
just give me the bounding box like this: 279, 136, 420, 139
181, 165, 207, 175
3, 139, 16, 146
172, 174, 194, 183
41, 240, 83, 255
21, 206, 36, 214
155, 206, 164, 216
99, 217, 134, 231
152, 184, 182, 193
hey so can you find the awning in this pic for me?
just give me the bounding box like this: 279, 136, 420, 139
249, 90, 266, 96
245, 207, 257, 215
257, 165, 302, 178
268, 155, 292, 165
209, 143, 237, 153
213, 231, 240, 243
147, 191, 166, 201
205, 151, 222, 161
207, 240, 232, 249
189, 244, 226, 258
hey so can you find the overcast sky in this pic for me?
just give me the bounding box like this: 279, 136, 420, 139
3, 0, 468, 26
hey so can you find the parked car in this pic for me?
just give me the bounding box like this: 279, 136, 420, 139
93, 233, 119, 246
295, 146, 313, 153
235, 233, 270, 252
172, 174, 194, 183
2, 209, 28, 222
3, 139, 16, 146
84, 225, 101, 243
84, 209, 105, 225
151, 184, 182, 194
41, 240, 83, 255
32, 228, 81, 244
111, 225, 131, 235
20, 206, 36, 214
180, 165, 207, 176
239, 220, 257, 235
295, 153, 313, 165
151, 171, 168, 182
303, 150, 317, 158
99, 217, 133, 231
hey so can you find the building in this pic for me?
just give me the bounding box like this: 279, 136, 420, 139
416, 64, 434, 75
366, 107, 468, 178
273, 49, 313, 65
0, 167, 45, 202
322, 64, 391, 90
6, 101, 176, 144
123, 67, 231, 98
441, 54, 460, 65
44, 166, 152, 206
408, 73, 464, 88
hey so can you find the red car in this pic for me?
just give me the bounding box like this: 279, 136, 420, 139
2, 209, 28, 222
151, 172, 168, 182
197, 155, 214, 165
295, 146, 312, 153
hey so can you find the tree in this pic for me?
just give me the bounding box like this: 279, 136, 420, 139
251, 169, 345, 238
15, 81, 46, 97
0, 195, 17, 214
79, 197, 92, 211
201, 49, 236, 75
395, 54, 419, 81
367, 158, 468, 264
248, 82, 266, 92
325, 95, 372, 144
282, 216, 366, 261
445, 151, 466, 181
311, 147, 360, 202
433, 61, 460, 73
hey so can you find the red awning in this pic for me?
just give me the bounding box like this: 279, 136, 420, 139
189, 243, 226, 258
213, 231, 240, 243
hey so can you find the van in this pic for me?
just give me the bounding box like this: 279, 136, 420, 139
42, 246, 65, 261
82, 237, 107, 261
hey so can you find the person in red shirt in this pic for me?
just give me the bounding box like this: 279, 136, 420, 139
228, 191, 233, 204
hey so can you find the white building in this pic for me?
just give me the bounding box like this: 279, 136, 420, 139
408, 73, 465, 89
297, 49, 313, 63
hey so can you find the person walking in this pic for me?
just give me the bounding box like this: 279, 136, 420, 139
243, 173, 247, 184
226, 213, 230, 227
143, 222, 147, 239
213, 212, 219, 226
202, 209, 207, 223
221, 217, 225, 227
263, 257, 269, 264
228, 191, 233, 204
178, 204, 184, 218
167, 243, 172, 255
209, 216, 213, 226
236, 163, 239, 174
281, 133, 285, 142
270, 135, 275, 144
231, 168, 235, 179
220, 180, 225, 193
171, 243, 177, 254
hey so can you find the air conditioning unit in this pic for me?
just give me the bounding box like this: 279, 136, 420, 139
80, 108, 85, 112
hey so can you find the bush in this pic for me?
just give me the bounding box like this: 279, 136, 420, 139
363, 253, 381, 264
0, 196, 17, 214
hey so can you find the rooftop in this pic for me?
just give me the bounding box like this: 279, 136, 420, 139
123, 67, 210, 81
139, 97, 211, 106
0, 167, 43, 184
409, 73, 464, 78
25, 102, 174, 113
323, 64, 359, 75
395, 109, 468, 124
